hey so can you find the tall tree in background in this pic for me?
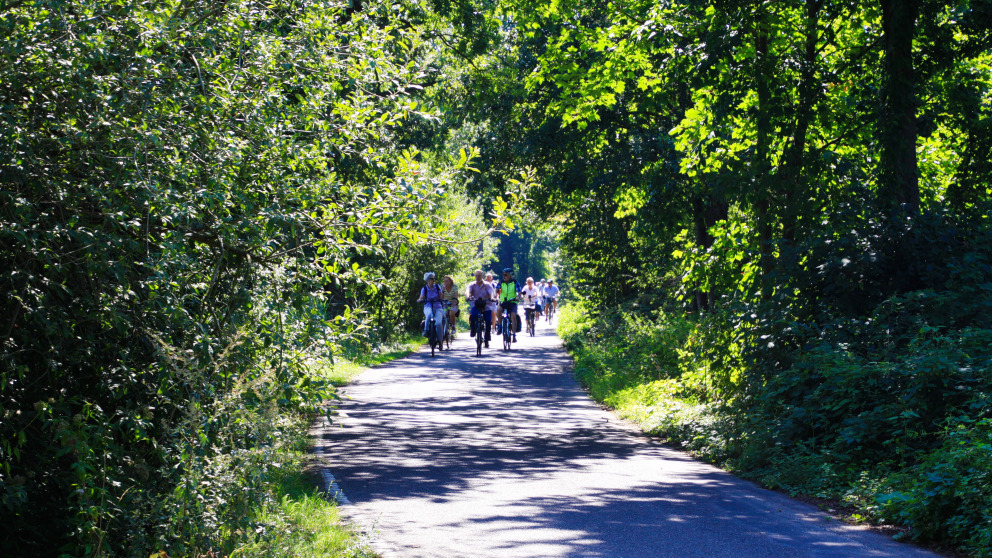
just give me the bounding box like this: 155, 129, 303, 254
879, 0, 922, 211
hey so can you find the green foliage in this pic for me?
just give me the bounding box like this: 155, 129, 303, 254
672, 215, 759, 307
558, 301, 736, 461
559, 210, 992, 551
491, 1, 992, 551
0, 0, 521, 555
228, 427, 374, 558
877, 418, 992, 555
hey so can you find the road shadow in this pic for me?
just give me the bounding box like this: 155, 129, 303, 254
320, 327, 659, 503
315, 324, 933, 558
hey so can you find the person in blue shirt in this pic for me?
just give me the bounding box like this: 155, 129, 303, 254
543, 279, 561, 318
417, 272, 445, 338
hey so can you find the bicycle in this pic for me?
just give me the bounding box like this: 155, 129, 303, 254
442, 301, 455, 350
546, 297, 557, 322
500, 310, 513, 351
438, 310, 449, 353
523, 301, 537, 337
426, 313, 440, 357
468, 298, 488, 357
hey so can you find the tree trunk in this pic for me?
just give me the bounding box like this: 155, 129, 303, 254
879, 0, 920, 212
692, 194, 730, 311
754, 11, 775, 301
780, 0, 822, 245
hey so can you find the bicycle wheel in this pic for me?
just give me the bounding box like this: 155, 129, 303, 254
475, 316, 483, 356
428, 319, 437, 357
502, 316, 511, 351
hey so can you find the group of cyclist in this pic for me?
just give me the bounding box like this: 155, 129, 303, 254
417, 268, 560, 350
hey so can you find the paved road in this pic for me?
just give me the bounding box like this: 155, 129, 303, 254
313, 320, 935, 558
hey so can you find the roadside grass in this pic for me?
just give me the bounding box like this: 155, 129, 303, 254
557, 302, 713, 451
233, 331, 423, 558
320, 332, 424, 386
233, 448, 376, 558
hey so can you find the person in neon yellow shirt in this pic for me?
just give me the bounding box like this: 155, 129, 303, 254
494, 268, 522, 342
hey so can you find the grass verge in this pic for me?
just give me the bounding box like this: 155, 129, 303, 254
320, 332, 425, 386
232, 332, 424, 558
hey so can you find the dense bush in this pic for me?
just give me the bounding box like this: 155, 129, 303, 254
0, 1, 511, 555
878, 418, 992, 554
559, 211, 992, 554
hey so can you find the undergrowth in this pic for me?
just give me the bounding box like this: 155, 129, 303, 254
559, 293, 992, 556
230, 422, 375, 558
322, 332, 424, 386
233, 333, 422, 558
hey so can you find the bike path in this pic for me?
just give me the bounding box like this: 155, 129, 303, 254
313, 321, 935, 558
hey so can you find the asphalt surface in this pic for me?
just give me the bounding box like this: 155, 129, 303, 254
313, 317, 936, 558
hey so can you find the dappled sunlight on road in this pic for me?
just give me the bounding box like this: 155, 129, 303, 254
314, 321, 935, 558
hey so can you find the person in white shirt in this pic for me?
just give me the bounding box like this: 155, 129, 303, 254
520, 277, 542, 333
485, 271, 498, 335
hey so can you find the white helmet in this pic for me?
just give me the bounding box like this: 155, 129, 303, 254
423, 272, 435, 281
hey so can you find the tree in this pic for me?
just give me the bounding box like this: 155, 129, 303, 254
0, 1, 519, 554
879, 0, 922, 211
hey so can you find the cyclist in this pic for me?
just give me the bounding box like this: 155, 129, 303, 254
441, 275, 460, 337
544, 279, 560, 316
520, 277, 542, 333
538, 278, 547, 308
485, 271, 498, 335
466, 270, 495, 347
533, 277, 545, 319
416, 272, 444, 339
494, 267, 522, 342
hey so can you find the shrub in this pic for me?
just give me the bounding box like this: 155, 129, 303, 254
876, 418, 992, 555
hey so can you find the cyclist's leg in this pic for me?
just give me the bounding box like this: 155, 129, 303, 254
483, 310, 492, 342
505, 302, 518, 338
433, 306, 445, 337
422, 304, 433, 336
472, 306, 483, 337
